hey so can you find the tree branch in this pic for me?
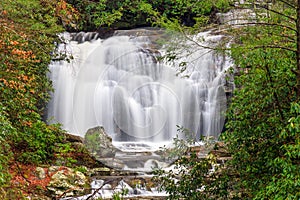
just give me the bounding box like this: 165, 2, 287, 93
249, 45, 297, 53
86, 178, 122, 200
231, 22, 297, 32
254, 3, 296, 22
291, 68, 299, 75
267, 33, 296, 42
179, 29, 230, 51
262, 58, 284, 121
296, 0, 300, 96
277, 0, 297, 9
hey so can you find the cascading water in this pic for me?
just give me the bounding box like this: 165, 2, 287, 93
47, 29, 230, 147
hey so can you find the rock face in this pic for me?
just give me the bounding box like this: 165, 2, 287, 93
84, 126, 118, 158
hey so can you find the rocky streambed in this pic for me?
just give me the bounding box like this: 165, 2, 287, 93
65, 127, 230, 199
6, 126, 231, 200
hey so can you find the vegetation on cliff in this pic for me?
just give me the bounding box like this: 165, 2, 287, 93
1, 0, 58, 172
64, 0, 230, 32
0, 0, 90, 196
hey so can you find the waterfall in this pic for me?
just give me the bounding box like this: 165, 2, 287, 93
47, 30, 230, 143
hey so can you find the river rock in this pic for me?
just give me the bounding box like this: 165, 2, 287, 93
35, 167, 46, 179
47, 167, 89, 198
98, 158, 125, 170
84, 126, 118, 158
89, 167, 111, 176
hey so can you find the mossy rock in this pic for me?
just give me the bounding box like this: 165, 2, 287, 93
84, 126, 118, 158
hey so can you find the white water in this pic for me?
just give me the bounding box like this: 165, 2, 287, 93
47, 30, 229, 144
61, 179, 168, 200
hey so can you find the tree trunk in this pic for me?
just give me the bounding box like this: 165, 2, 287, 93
297, 0, 300, 96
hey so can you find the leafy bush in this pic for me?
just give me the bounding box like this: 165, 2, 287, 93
0, 0, 68, 166
223, 1, 300, 198
0, 107, 14, 186
153, 126, 230, 199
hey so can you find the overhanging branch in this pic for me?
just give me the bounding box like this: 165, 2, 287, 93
277, 0, 297, 8
179, 28, 230, 51
254, 3, 296, 22
232, 22, 297, 32
249, 45, 297, 53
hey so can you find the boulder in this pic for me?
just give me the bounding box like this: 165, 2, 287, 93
64, 132, 84, 143
47, 166, 89, 198
35, 167, 46, 179
97, 158, 125, 170
84, 126, 118, 158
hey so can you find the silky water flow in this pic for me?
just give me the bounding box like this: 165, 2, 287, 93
47, 30, 230, 154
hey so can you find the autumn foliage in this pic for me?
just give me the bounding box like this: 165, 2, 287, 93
0, 0, 73, 193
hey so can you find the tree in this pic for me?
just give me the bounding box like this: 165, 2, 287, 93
0, 0, 71, 166
64, 0, 231, 31
154, 0, 300, 199
224, 0, 300, 198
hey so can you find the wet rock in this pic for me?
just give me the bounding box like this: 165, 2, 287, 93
98, 158, 125, 170
84, 126, 118, 158
113, 28, 167, 50
89, 167, 112, 176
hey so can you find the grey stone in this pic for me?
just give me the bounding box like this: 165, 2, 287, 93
84, 126, 118, 158
47, 167, 89, 198
35, 167, 46, 179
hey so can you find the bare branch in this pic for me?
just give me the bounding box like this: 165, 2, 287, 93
179, 29, 229, 51
270, 33, 296, 43
291, 68, 300, 75
86, 178, 122, 200
277, 0, 297, 8
231, 22, 297, 32
254, 3, 296, 22
249, 45, 297, 53
296, 0, 300, 96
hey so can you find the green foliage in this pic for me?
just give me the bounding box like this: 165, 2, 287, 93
66, 0, 154, 30
74, 166, 88, 174
153, 154, 228, 200
0, 0, 71, 167
153, 0, 299, 199
112, 188, 129, 200
153, 130, 229, 200
54, 142, 79, 167
254, 103, 300, 199
164, 126, 197, 160
66, 0, 231, 31
0, 106, 14, 186
16, 122, 64, 163
150, 0, 230, 26
222, 1, 300, 198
